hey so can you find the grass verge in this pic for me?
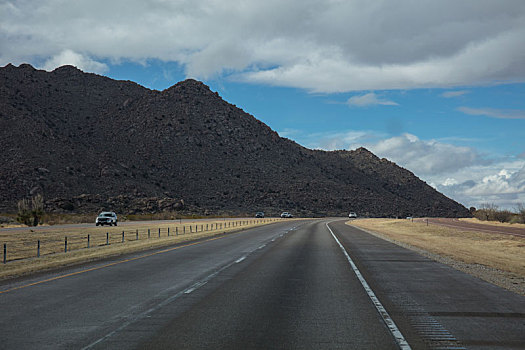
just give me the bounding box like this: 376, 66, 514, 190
350, 218, 525, 295
459, 217, 525, 228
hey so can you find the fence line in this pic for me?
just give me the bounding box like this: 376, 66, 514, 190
1, 218, 282, 264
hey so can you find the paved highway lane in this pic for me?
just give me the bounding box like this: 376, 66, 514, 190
0, 219, 401, 349
140, 220, 399, 349
332, 220, 525, 349
0, 220, 302, 349
1, 218, 524, 349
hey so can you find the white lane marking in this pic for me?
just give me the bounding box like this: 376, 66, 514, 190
184, 281, 208, 294
235, 256, 246, 263
326, 222, 412, 350
258, 244, 266, 250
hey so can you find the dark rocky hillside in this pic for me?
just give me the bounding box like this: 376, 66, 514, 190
0, 63, 470, 217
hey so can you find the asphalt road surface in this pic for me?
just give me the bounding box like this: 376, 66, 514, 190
0, 219, 524, 349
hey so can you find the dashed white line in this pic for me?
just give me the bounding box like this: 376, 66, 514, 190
326, 222, 412, 350
184, 281, 208, 294
235, 256, 246, 263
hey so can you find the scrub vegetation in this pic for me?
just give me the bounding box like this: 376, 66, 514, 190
471, 203, 525, 224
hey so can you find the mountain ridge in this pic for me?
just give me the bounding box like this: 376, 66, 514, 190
0, 63, 470, 217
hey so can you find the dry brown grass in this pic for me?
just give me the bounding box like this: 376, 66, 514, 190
0, 218, 285, 280
459, 217, 525, 228
350, 218, 525, 277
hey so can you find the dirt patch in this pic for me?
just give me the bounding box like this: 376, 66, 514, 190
350, 218, 525, 296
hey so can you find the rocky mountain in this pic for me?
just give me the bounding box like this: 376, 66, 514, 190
0, 63, 470, 217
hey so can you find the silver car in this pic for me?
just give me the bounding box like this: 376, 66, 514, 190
96, 212, 118, 226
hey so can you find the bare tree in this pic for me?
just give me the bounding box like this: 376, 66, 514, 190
517, 203, 525, 224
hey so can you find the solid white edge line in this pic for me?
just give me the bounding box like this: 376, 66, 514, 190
326, 222, 412, 350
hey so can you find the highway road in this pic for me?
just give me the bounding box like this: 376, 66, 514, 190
0, 219, 524, 349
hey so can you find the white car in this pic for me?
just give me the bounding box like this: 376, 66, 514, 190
96, 212, 118, 226
348, 212, 357, 218
280, 212, 293, 218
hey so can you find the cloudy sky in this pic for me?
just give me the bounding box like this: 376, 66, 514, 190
2, 0, 525, 210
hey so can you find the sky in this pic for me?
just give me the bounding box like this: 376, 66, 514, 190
1, 0, 525, 210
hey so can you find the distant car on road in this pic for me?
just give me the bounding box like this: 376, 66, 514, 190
255, 211, 265, 218
348, 212, 357, 218
96, 212, 118, 226
281, 212, 293, 218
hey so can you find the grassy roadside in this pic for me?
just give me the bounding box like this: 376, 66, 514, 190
0, 218, 293, 281
459, 217, 525, 228
349, 218, 525, 295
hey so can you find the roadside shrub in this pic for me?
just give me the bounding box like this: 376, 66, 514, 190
16, 194, 44, 226
473, 203, 525, 224
474, 203, 499, 221
517, 203, 525, 224
494, 210, 513, 223
16, 198, 32, 226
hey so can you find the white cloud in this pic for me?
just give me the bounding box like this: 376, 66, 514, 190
302, 130, 380, 151
346, 92, 398, 107
364, 133, 482, 175
1, 0, 525, 92
436, 163, 525, 209
458, 107, 525, 119
464, 168, 525, 196
303, 129, 525, 209
42, 49, 108, 74
360, 134, 525, 209
441, 90, 469, 98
